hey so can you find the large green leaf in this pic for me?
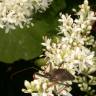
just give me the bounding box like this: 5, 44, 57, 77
0, 20, 51, 63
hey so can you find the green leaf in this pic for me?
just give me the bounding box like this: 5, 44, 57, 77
0, 20, 49, 63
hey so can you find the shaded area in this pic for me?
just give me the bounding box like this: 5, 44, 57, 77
0, 59, 39, 96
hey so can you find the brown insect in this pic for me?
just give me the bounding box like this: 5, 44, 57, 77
10, 64, 75, 83
35, 68, 75, 95
10, 64, 74, 95
36, 68, 75, 82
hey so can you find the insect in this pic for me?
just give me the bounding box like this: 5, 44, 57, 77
36, 68, 75, 82
10, 63, 74, 95
10, 62, 74, 82
33, 68, 74, 96
10, 64, 74, 83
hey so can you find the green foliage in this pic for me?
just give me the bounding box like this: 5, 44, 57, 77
0, 0, 66, 63
0, 20, 51, 63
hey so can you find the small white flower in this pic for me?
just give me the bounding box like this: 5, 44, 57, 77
41, 36, 52, 50
24, 80, 32, 89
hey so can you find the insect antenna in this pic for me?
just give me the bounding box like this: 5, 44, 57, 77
10, 66, 42, 79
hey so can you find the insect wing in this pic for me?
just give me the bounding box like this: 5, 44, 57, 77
34, 68, 74, 82
50, 69, 75, 81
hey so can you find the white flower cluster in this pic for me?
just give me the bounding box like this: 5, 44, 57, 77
22, 78, 48, 94
22, 73, 72, 96
32, 0, 53, 12
42, 0, 96, 75
22, 77, 54, 96
74, 75, 96, 96
0, 0, 53, 33
22, 0, 96, 96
